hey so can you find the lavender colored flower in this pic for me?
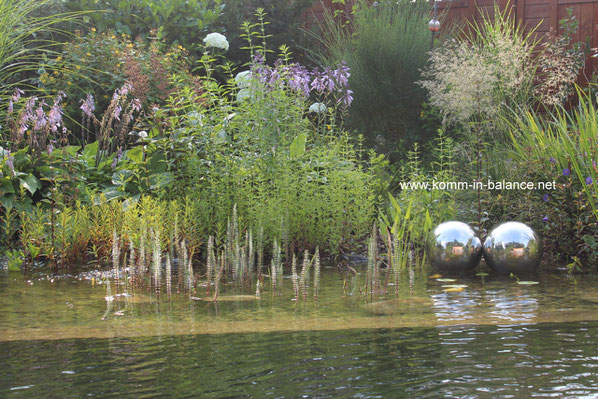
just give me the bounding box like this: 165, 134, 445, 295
586, 176, 593, 185
563, 168, 570, 176
80, 94, 95, 118
33, 105, 47, 132
542, 193, 549, 202
549, 157, 556, 163
114, 105, 122, 121
542, 216, 549, 222
5, 153, 14, 173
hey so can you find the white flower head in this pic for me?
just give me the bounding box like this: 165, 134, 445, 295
138, 130, 148, 139
203, 32, 229, 51
236, 88, 252, 102
235, 71, 253, 89
309, 102, 327, 114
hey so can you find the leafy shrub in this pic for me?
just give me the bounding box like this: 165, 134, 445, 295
40, 29, 199, 125
318, 0, 433, 158
59, 0, 223, 55
493, 90, 598, 268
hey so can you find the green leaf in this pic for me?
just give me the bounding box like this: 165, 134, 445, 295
20, 174, 42, 195
112, 170, 133, 186
290, 131, 307, 158
126, 146, 144, 164
517, 281, 539, 285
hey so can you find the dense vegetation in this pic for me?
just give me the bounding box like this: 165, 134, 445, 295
1, 0, 597, 278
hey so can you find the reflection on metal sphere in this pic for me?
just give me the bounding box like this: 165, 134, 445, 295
429, 19, 440, 32
427, 221, 482, 271
483, 222, 542, 274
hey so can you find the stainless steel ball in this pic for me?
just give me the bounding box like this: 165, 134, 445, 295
483, 222, 542, 274
426, 221, 483, 271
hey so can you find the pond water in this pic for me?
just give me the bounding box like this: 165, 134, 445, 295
2, 266, 598, 397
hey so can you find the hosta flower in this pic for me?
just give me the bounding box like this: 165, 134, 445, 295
203, 32, 229, 51
235, 71, 253, 89
309, 102, 327, 114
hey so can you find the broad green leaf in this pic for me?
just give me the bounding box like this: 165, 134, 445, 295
290, 131, 307, 158
20, 174, 42, 195
126, 146, 144, 164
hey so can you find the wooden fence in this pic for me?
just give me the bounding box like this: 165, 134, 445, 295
305, 0, 598, 77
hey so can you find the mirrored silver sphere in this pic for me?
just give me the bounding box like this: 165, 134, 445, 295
426, 221, 483, 271
483, 222, 542, 274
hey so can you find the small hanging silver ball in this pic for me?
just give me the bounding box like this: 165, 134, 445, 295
426, 221, 483, 271
483, 222, 542, 274
428, 19, 440, 32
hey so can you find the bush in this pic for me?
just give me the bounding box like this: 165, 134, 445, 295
59, 0, 223, 56
318, 0, 433, 159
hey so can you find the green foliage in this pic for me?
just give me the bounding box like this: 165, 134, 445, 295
380, 131, 457, 250
317, 0, 433, 158
219, 0, 317, 66
499, 88, 598, 266
59, 0, 223, 55
40, 29, 198, 124
0, 0, 80, 94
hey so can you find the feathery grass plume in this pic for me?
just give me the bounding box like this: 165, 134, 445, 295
247, 229, 254, 281
214, 250, 225, 300
152, 229, 161, 294
257, 225, 264, 279
271, 240, 279, 293
408, 251, 415, 293
300, 249, 310, 301
206, 235, 215, 295
181, 240, 189, 290
392, 231, 401, 296
128, 239, 136, 285
255, 277, 261, 298
313, 247, 321, 301
291, 253, 299, 300
366, 222, 378, 299
166, 254, 172, 298
112, 230, 120, 283
186, 246, 195, 291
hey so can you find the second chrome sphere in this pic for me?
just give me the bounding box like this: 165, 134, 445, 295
483, 222, 542, 274
427, 221, 483, 271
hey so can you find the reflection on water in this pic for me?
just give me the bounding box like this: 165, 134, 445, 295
2, 268, 598, 397
1, 268, 598, 340
1, 323, 598, 398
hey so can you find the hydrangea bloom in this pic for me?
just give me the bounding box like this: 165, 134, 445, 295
235, 71, 253, 89
204, 33, 229, 51
237, 89, 252, 102
309, 102, 327, 114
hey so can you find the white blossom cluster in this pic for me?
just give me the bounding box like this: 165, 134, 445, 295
203, 32, 229, 51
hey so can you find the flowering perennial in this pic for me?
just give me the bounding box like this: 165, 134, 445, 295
203, 32, 229, 51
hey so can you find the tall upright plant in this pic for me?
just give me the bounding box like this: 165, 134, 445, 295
316, 0, 433, 158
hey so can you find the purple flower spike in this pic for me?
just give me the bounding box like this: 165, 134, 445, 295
586, 176, 593, 185
563, 168, 571, 176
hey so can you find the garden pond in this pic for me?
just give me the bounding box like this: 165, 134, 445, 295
2, 266, 598, 397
